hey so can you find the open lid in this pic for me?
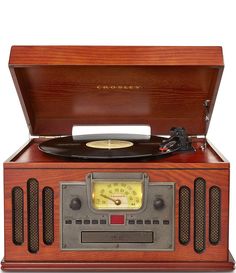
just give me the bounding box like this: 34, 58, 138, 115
9, 46, 224, 136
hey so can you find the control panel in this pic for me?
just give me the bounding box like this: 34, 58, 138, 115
61, 172, 175, 251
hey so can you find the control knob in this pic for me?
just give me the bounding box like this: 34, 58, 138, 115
153, 198, 165, 210
70, 197, 81, 210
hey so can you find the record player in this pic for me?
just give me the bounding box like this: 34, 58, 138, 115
1, 46, 235, 271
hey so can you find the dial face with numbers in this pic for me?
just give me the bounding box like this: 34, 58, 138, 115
92, 180, 143, 210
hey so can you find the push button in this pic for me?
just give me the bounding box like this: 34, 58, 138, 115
65, 220, 72, 224
128, 219, 135, 224
84, 220, 90, 224
110, 215, 125, 224
153, 220, 159, 224
136, 220, 143, 224
145, 220, 151, 225
92, 220, 98, 224
100, 219, 107, 224
163, 220, 170, 225
75, 219, 82, 224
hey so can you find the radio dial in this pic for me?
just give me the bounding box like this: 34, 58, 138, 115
153, 198, 165, 210
70, 197, 81, 210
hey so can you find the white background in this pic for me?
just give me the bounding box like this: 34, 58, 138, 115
0, 0, 236, 271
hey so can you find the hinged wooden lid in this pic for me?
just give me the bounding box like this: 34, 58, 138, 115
9, 46, 224, 136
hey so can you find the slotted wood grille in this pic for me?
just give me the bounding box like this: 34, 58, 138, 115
27, 178, 39, 253
179, 186, 191, 245
12, 187, 24, 245
43, 187, 54, 245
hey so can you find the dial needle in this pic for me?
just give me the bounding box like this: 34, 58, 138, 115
100, 194, 121, 206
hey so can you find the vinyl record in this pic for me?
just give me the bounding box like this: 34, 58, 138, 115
38, 133, 177, 160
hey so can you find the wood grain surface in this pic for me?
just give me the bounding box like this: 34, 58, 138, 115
9, 46, 223, 136
9, 46, 224, 66
4, 167, 230, 263
1, 257, 235, 272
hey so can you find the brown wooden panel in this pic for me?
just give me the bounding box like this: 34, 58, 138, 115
4, 168, 229, 263
9, 46, 224, 66
1, 257, 235, 272
9, 46, 223, 136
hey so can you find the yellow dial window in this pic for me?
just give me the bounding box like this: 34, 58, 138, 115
92, 180, 143, 210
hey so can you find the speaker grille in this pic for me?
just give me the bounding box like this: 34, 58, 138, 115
179, 186, 191, 245
194, 178, 206, 253
43, 187, 54, 245
12, 187, 24, 245
209, 186, 221, 245
27, 178, 39, 253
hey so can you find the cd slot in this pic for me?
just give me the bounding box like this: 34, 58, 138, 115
81, 231, 153, 243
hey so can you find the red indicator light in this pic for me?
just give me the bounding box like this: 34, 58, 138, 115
110, 215, 125, 224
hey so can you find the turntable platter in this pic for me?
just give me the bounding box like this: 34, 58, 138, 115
38, 134, 167, 160
38, 129, 194, 160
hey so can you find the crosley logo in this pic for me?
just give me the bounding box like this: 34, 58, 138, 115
96, 85, 142, 90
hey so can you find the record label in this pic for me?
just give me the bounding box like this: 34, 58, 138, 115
86, 140, 134, 149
